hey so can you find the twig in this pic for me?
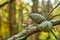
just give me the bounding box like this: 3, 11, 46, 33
48, 14, 60, 20
0, 0, 15, 8
50, 29, 59, 40
50, 19, 60, 26
47, 3, 60, 20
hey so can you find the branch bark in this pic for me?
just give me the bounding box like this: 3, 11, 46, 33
7, 24, 40, 40
50, 19, 60, 26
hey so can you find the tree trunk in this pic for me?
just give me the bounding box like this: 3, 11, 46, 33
18, 0, 23, 31
0, 16, 1, 32
0, 14, 2, 39
32, 0, 38, 13
41, 0, 46, 17
8, 0, 18, 36
42, 0, 53, 19
46, 0, 53, 19
31, 0, 39, 40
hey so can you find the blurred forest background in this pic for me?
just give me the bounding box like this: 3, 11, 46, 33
0, 0, 60, 40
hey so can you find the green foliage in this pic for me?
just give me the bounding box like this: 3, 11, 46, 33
39, 32, 49, 40
0, 0, 6, 4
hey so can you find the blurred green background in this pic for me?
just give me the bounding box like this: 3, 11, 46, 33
0, 0, 60, 40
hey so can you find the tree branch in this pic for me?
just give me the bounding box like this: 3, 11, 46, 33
47, 3, 60, 20
0, 0, 15, 8
7, 19, 60, 40
48, 14, 60, 20
50, 29, 59, 40
50, 19, 60, 26
7, 24, 40, 40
